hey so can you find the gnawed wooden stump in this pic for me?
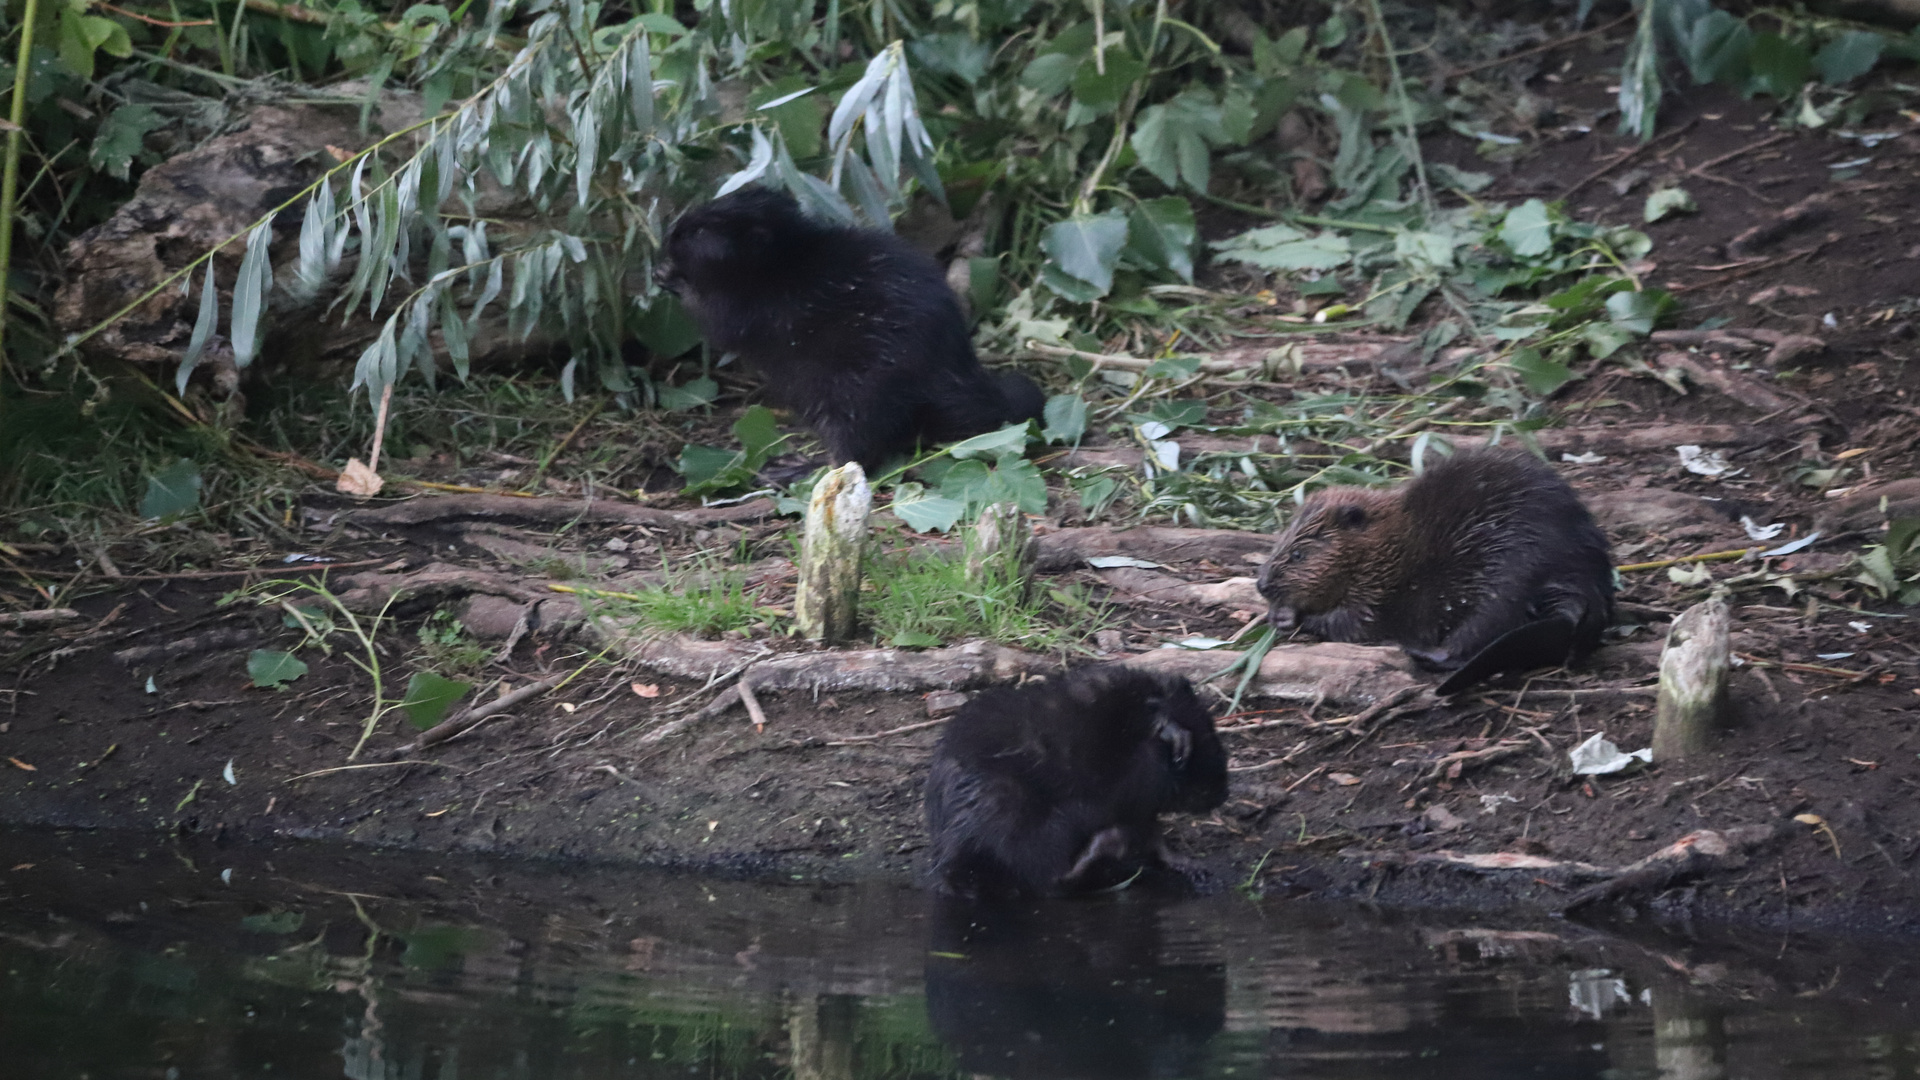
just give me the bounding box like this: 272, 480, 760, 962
794, 463, 871, 645
966, 502, 1035, 594
1653, 596, 1731, 762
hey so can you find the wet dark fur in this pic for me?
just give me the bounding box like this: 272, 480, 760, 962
924, 666, 1227, 898
1255, 451, 1614, 693
655, 186, 1044, 472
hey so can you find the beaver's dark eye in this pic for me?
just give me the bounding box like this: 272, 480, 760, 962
1289, 547, 1308, 563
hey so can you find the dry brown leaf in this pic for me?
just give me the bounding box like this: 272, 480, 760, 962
335, 458, 385, 497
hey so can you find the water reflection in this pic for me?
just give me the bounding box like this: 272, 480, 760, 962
924, 895, 1225, 1078
1, 828, 1916, 1079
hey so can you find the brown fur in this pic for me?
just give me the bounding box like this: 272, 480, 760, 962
1255, 451, 1614, 686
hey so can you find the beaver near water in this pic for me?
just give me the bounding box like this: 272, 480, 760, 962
654, 185, 1044, 473
924, 666, 1227, 898
1255, 450, 1614, 694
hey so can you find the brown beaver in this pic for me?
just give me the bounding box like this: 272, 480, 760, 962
924, 666, 1227, 898
1255, 450, 1614, 694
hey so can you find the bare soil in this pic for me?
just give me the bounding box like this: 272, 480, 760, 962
6, 44, 1920, 935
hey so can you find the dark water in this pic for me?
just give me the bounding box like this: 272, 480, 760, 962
2, 830, 1916, 1080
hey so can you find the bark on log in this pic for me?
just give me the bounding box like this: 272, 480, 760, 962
1653, 597, 1732, 762
1122, 642, 1424, 706
1032, 525, 1273, 571
794, 463, 871, 645
1094, 569, 1264, 610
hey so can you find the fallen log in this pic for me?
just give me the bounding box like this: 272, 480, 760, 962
1122, 642, 1425, 706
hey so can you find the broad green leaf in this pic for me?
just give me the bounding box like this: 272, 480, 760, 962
1070, 49, 1147, 113
1581, 321, 1638, 359
947, 422, 1030, 462
751, 75, 823, 159
1499, 200, 1555, 258
247, 650, 308, 690
1605, 289, 1674, 334
401, 672, 472, 730
1019, 52, 1079, 96
1041, 394, 1088, 444
1124, 197, 1196, 283
890, 482, 967, 533
980, 457, 1048, 515
732, 405, 788, 462
1814, 30, 1883, 85
1041, 211, 1129, 295
1210, 224, 1351, 271
910, 32, 993, 84
1038, 263, 1107, 303
87, 104, 163, 180
140, 460, 202, 519
1506, 348, 1577, 395
1394, 229, 1458, 272
1748, 32, 1812, 99
676, 444, 741, 490
1144, 356, 1203, 379
1683, 11, 1752, 85
633, 293, 702, 358
1129, 89, 1226, 191
1644, 187, 1697, 222
656, 376, 718, 411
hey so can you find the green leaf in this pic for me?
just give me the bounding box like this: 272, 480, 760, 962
1618, 5, 1661, 140
400, 671, 472, 730
890, 482, 967, 533
1813, 30, 1883, 85
1499, 199, 1555, 258
1129, 89, 1226, 192
751, 75, 823, 159
633, 293, 702, 358
947, 422, 1030, 462
1041, 211, 1129, 295
656, 376, 718, 411
247, 650, 309, 690
1070, 49, 1147, 113
1394, 229, 1458, 272
733, 404, 788, 463
1748, 32, 1812, 99
890, 630, 943, 649
1581, 321, 1638, 359
140, 459, 203, 519
1643, 187, 1697, 223
1143, 355, 1203, 380
1124, 197, 1196, 282
1506, 348, 1577, 395
1681, 11, 1752, 85
676, 444, 741, 489
1605, 289, 1674, 334
1019, 52, 1078, 96
1041, 394, 1088, 444
88, 104, 164, 181
1209, 224, 1351, 271
1430, 162, 1494, 194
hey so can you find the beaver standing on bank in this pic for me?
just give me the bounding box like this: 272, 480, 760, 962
1255, 450, 1614, 695
924, 666, 1227, 898
654, 186, 1045, 473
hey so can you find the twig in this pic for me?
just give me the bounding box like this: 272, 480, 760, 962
389, 676, 565, 756
825, 716, 949, 745
1026, 340, 1248, 374
736, 669, 769, 732
0, 608, 84, 629
1686, 131, 1793, 178
1352, 398, 1464, 458
285, 760, 438, 782
1733, 652, 1870, 680
1616, 547, 1758, 574
1441, 10, 1636, 80
1563, 119, 1697, 200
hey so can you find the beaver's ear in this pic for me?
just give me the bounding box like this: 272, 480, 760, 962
1334, 504, 1367, 529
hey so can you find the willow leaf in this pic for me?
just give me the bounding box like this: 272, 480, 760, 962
176, 266, 221, 395
229, 221, 274, 369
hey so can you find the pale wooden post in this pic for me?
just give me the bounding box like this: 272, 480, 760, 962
965, 501, 1035, 595
794, 462, 870, 644
1653, 595, 1731, 761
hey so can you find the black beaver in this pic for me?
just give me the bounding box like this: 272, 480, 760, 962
653, 186, 1044, 473
1255, 450, 1614, 694
924, 666, 1227, 898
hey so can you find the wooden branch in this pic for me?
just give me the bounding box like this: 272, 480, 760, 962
345, 493, 776, 531
0, 608, 85, 629
381, 676, 564, 758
